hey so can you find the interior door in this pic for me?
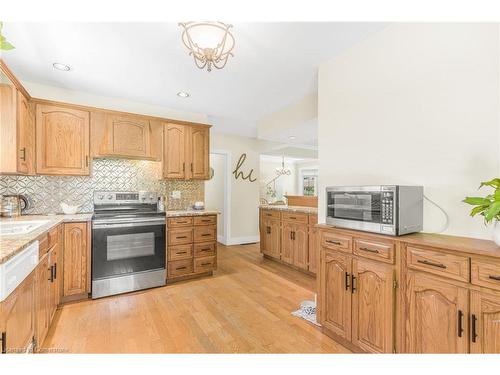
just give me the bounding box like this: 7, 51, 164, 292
188, 126, 209, 179
406, 271, 468, 353
163, 123, 186, 179
320, 250, 352, 340
352, 258, 394, 353
470, 290, 500, 353
281, 222, 294, 264
293, 223, 308, 270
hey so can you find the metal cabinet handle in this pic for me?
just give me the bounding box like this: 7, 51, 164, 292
176, 266, 187, 270
86, 155, 89, 167
360, 247, 379, 254
326, 240, 341, 245
201, 247, 211, 251
177, 251, 187, 254
191, 163, 193, 172
1, 332, 6, 354
182, 162, 185, 172
345, 272, 350, 291
417, 259, 447, 269
177, 236, 188, 239
20, 147, 26, 161
48, 266, 54, 282
201, 262, 211, 266
488, 275, 500, 281
458, 310, 464, 337
351, 274, 357, 293
201, 233, 211, 237
54, 262, 57, 280
471, 314, 478, 343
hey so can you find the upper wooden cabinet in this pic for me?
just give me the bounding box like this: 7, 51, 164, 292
91, 112, 162, 161
163, 123, 210, 180
0, 66, 35, 175
36, 104, 90, 175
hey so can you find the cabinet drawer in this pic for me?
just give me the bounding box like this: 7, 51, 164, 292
471, 258, 500, 291
406, 245, 469, 282
321, 231, 352, 253
193, 225, 216, 243
47, 226, 59, 249
168, 259, 193, 278
354, 238, 395, 264
168, 244, 193, 261
167, 216, 193, 227
168, 228, 193, 245
194, 215, 217, 226
282, 212, 308, 223
261, 209, 281, 219
39, 234, 48, 257
309, 214, 318, 225
194, 256, 216, 273
194, 242, 216, 257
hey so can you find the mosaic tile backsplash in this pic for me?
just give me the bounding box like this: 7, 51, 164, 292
0, 158, 204, 214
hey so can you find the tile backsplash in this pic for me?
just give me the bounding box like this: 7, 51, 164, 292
0, 158, 204, 214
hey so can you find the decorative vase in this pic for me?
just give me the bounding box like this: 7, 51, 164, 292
494, 221, 500, 247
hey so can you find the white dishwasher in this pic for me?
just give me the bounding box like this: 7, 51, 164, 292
0, 240, 39, 302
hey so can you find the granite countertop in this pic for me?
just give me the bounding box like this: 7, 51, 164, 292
166, 209, 219, 217
0, 213, 92, 265
259, 205, 318, 214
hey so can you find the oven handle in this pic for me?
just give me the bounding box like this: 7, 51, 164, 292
93, 218, 166, 229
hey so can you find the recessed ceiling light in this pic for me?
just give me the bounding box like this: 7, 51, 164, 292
177, 91, 190, 98
52, 62, 71, 71
288, 136, 296, 140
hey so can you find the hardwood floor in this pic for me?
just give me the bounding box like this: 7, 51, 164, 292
42, 243, 350, 353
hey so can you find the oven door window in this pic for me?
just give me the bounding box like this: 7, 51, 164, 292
328, 191, 382, 223
92, 224, 165, 280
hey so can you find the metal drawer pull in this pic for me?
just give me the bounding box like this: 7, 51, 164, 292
201, 219, 211, 222
417, 259, 447, 269
488, 275, 500, 281
289, 217, 297, 220
201, 248, 211, 251
176, 266, 187, 270
177, 251, 187, 254
20, 147, 26, 161
176, 236, 188, 239
1, 332, 6, 354
326, 240, 341, 245
471, 314, 478, 343
201, 262, 211, 266
201, 233, 211, 236
360, 247, 379, 254
458, 310, 464, 337
177, 221, 189, 224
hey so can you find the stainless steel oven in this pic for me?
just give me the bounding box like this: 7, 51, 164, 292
326, 185, 423, 236
91, 191, 166, 299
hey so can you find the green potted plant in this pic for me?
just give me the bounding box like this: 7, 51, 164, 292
463, 178, 500, 246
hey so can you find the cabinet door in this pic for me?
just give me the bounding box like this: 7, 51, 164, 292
352, 258, 394, 353
406, 272, 468, 353
308, 226, 318, 274
16, 91, 35, 174
48, 244, 60, 321
35, 255, 50, 350
470, 290, 500, 353
188, 126, 209, 179
2, 272, 35, 353
63, 222, 89, 297
293, 223, 309, 270
268, 219, 281, 259
106, 114, 151, 157
36, 104, 90, 175
163, 123, 186, 179
281, 222, 294, 264
320, 250, 352, 340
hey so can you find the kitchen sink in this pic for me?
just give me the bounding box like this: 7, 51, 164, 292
0, 220, 50, 236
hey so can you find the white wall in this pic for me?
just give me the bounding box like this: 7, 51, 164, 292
318, 24, 500, 239
205, 153, 226, 241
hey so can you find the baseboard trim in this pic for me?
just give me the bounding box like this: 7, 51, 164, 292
225, 235, 260, 246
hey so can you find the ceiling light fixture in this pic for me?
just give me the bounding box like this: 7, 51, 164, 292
178, 21, 235, 72
52, 62, 71, 71
275, 155, 291, 177
177, 91, 190, 98
288, 136, 296, 141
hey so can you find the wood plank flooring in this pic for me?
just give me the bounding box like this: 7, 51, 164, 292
42, 243, 350, 353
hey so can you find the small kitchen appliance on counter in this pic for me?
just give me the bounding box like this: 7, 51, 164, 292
91, 191, 166, 299
0, 194, 29, 217
326, 185, 423, 236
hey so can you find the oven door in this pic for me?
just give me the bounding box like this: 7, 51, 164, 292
326, 187, 393, 233
92, 217, 166, 281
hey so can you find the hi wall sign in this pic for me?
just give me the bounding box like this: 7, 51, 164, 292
232, 154, 257, 182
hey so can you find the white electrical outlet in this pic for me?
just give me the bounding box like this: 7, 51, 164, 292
171, 190, 181, 199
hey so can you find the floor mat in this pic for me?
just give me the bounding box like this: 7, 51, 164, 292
292, 300, 321, 326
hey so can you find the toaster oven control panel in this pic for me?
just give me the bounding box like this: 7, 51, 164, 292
381, 192, 394, 224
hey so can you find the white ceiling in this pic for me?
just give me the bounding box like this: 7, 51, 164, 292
2, 22, 385, 137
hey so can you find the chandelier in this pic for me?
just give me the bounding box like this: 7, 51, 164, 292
275, 156, 291, 176
178, 21, 235, 72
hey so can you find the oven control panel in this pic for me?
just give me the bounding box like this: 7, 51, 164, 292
381, 191, 394, 224
94, 191, 158, 205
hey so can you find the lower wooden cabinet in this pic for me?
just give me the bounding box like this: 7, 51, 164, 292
0, 272, 35, 353
470, 290, 500, 353
34, 254, 50, 349
308, 225, 318, 273
63, 222, 90, 297
406, 271, 469, 353
261, 218, 281, 259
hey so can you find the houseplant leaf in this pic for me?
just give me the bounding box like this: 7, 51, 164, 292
470, 205, 488, 217
463, 197, 491, 205
480, 178, 500, 189
484, 201, 500, 223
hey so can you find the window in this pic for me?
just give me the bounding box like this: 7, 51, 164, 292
299, 168, 318, 196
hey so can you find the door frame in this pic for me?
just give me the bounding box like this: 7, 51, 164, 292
209, 149, 231, 245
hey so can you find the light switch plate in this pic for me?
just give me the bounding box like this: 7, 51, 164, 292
171, 190, 181, 199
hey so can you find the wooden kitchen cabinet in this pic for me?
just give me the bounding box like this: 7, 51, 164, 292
163, 123, 210, 180
63, 222, 90, 298
470, 290, 500, 353
90, 112, 162, 160
34, 254, 50, 349
308, 225, 318, 273
320, 250, 352, 341
0, 66, 35, 175
406, 271, 469, 353
351, 258, 394, 353
261, 218, 281, 259
36, 104, 90, 175
0, 272, 35, 354
281, 222, 295, 264
281, 222, 308, 270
